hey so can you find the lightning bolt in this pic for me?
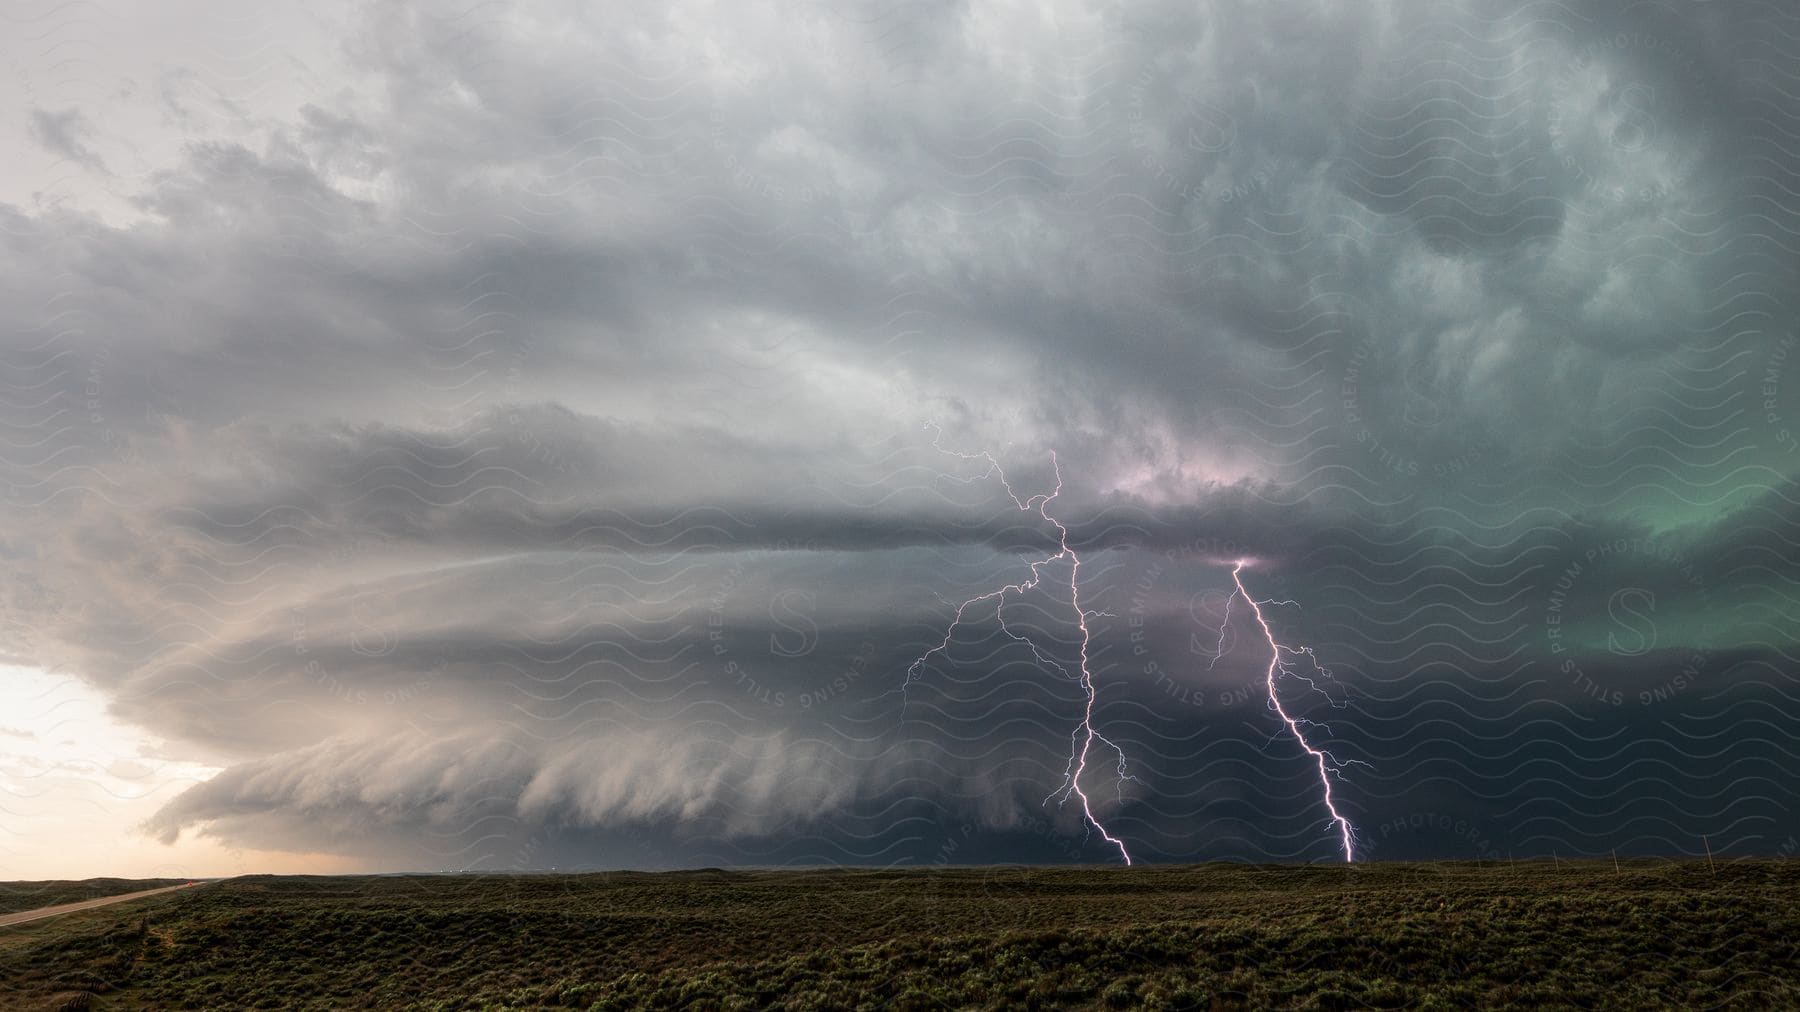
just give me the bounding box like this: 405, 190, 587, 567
898, 430, 1360, 866
1219, 560, 1361, 862
900, 425, 1136, 864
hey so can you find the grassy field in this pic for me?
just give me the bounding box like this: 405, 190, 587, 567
0, 880, 187, 917
1, 861, 1795, 1010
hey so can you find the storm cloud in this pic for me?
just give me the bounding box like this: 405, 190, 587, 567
3, 0, 1797, 869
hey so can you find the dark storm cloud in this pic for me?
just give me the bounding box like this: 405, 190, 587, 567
2, 0, 1797, 865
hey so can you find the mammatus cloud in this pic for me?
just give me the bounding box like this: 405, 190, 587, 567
0, 0, 1795, 869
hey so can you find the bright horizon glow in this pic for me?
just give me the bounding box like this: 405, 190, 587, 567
0, 666, 356, 881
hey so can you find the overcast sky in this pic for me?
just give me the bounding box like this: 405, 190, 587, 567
3, 0, 1798, 877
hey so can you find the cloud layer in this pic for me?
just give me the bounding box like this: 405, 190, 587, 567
2, 0, 1797, 868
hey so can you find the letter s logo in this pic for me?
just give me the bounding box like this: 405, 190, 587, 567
1401, 359, 1447, 429
1189, 590, 1231, 657
768, 589, 819, 658
1608, 83, 1657, 152
1606, 586, 1658, 656
349, 595, 395, 658
1185, 99, 1237, 153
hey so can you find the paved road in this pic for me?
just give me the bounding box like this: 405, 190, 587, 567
0, 883, 198, 928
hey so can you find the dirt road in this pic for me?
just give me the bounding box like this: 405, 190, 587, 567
0, 882, 197, 928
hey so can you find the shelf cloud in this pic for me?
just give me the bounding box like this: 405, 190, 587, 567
2, 0, 1795, 869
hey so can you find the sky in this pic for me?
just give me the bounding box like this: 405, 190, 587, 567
2, 0, 1798, 877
